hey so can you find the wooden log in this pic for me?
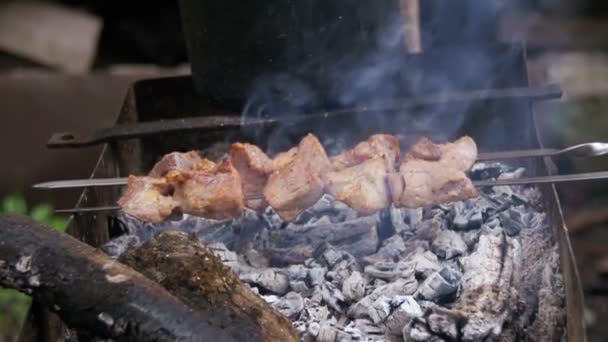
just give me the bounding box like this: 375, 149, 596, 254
119, 230, 299, 342
0, 214, 295, 341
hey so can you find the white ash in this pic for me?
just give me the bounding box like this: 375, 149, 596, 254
104, 162, 566, 341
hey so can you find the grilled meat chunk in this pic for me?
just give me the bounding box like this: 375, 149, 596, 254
264, 134, 331, 221
118, 176, 179, 223
324, 157, 391, 215
230, 142, 273, 210
406, 136, 477, 171
271, 146, 299, 170
148, 151, 202, 177
389, 160, 479, 208
331, 134, 400, 171
171, 160, 245, 219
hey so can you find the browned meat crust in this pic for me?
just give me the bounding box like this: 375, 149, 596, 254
148, 151, 202, 177
324, 157, 391, 215
230, 142, 273, 211
405, 136, 477, 171
117, 176, 179, 223
264, 134, 331, 221
390, 136, 479, 208
171, 160, 245, 220
331, 134, 400, 171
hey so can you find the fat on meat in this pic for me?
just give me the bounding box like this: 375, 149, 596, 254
230, 142, 273, 211
170, 159, 245, 219
263, 134, 331, 221
331, 134, 400, 171
148, 151, 202, 177
324, 157, 391, 215
117, 176, 179, 223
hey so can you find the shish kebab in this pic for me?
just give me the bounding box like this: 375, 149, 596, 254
36, 141, 608, 190
35, 135, 608, 222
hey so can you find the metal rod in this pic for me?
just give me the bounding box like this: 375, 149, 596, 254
47, 84, 562, 148
55, 171, 608, 214
34, 141, 608, 190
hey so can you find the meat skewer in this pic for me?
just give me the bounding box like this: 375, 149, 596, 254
41, 136, 608, 221
33, 141, 608, 189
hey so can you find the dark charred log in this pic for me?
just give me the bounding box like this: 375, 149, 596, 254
0, 214, 297, 342
118, 230, 299, 342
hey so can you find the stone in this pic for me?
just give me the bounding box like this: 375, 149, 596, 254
431, 230, 467, 259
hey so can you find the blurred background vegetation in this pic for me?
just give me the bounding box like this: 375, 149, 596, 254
0, 194, 68, 342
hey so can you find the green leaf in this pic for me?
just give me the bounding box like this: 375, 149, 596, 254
2, 194, 27, 214
30, 204, 54, 223
49, 216, 69, 232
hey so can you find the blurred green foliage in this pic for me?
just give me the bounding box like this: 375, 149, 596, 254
0, 193, 69, 342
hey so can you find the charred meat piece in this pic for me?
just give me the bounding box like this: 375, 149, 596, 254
171, 160, 245, 220
264, 134, 331, 221
389, 160, 479, 208
324, 157, 391, 215
148, 151, 202, 177
230, 142, 273, 210
406, 136, 477, 171
117, 176, 179, 223
331, 134, 400, 171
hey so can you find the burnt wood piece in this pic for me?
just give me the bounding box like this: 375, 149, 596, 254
46, 84, 562, 148
0, 214, 282, 342
118, 230, 299, 342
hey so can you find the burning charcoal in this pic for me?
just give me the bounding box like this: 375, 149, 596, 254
272, 292, 304, 319
363, 235, 407, 265
354, 318, 385, 337
415, 210, 448, 242
349, 277, 418, 319
307, 322, 321, 337
243, 269, 290, 295
315, 243, 344, 268
320, 283, 346, 312
243, 248, 269, 268
368, 295, 391, 324
427, 312, 458, 340
383, 296, 422, 336
317, 324, 339, 342
415, 266, 461, 303
290, 280, 311, 295
308, 267, 328, 287
207, 242, 238, 263
426, 231, 522, 341
342, 271, 366, 303
403, 320, 434, 342
431, 230, 467, 259
451, 201, 483, 230
470, 162, 513, 180
498, 206, 527, 236
461, 229, 481, 250
300, 299, 333, 323
264, 216, 379, 264
364, 261, 414, 282
407, 251, 441, 280
287, 264, 309, 280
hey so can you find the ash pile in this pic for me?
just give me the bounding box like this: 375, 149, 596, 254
105, 162, 566, 342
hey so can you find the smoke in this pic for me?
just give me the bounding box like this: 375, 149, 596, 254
240, 0, 517, 154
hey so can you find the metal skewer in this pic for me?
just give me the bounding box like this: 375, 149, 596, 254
34, 142, 608, 190
55, 170, 608, 214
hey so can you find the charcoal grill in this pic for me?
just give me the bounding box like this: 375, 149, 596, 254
16, 43, 585, 341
